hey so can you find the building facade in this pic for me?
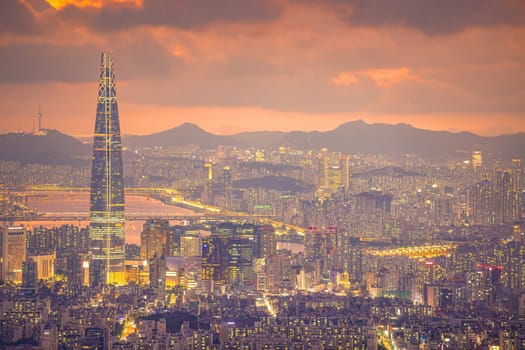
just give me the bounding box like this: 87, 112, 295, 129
1, 226, 27, 284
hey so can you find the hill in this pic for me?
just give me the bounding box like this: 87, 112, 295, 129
125, 123, 234, 149
233, 175, 313, 193
0, 129, 90, 165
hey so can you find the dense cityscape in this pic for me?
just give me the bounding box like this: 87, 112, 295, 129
0, 50, 524, 350
1, 0, 525, 348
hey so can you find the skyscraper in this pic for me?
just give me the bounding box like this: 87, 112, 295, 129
1, 226, 27, 284
141, 219, 170, 262
22, 258, 38, 294
222, 166, 232, 210
89, 52, 126, 286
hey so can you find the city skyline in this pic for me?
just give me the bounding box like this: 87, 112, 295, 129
0, 0, 524, 136
2, 2, 525, 349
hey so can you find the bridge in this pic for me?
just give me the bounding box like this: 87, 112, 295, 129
366, 243, 457, 259
23, 213, 202, 221
1, 212, 284, 223
11, 185, 181, 195
5, 185, 307, 234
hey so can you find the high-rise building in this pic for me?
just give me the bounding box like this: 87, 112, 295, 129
237, 224, 255, 285
327, 165, 342, 193
472, 150, 482, 168
201, 223, 256, 287
89, 52, 126, 286
320, 148, 329, 188
202, 235, 225, 284
149, 254, 167, 291
1, 226, 27, 284
253, 225, 276, 259
304, 226, 337, 280
495, 169, 516, 224
468, 179, 495, 224
180, 232, 202, 257
266, 252, 292, 292
22, 258, 38, 291
340, 154, 350, 194
28, 254, 55, 281
202, 162, 213, 203
140, 219, 170, 262
222, 166, 232, 210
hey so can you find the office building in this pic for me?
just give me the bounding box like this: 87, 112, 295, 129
28, 253, 55, 280
22, 258, 38, 292
1, 226, 27, 284
141, 219, 170, 261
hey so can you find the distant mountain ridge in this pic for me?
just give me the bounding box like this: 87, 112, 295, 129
124, 120, 525, 159
125, 123, 234, 149
278, 120, 525, 158
1, 121, 524, 165
123, 123, 290, 149
0, 129, 90, 165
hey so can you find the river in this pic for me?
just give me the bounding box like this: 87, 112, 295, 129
16, 192, 304, 253
16, 192, 200, 244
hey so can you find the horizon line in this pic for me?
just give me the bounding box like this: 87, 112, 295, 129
59, 120, 525, 139
1, 119, 524, 139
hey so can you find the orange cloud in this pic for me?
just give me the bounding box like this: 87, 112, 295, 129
332, 67, 413, 87
332, 72, 359, 86
170, 44, 187, 58
45, 0, 142, 9
361, 67, 412, 87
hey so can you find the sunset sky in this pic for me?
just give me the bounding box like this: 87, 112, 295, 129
1, 0, 525, 137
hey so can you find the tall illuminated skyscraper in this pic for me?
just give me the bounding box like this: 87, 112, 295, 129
89, 52, 125, 286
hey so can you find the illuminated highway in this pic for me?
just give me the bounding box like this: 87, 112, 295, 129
366, 243, 457, 259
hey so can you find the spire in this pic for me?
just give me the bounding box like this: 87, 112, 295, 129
33, 104, 46, 135
98, 51, 117, 104
37, 104, 42, 132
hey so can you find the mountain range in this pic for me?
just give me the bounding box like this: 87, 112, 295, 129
1, 121, 524, 165
125, 121, 525, 158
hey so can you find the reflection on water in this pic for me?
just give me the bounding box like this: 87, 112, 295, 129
16, 192, 199, 245
17, 192, 306, 251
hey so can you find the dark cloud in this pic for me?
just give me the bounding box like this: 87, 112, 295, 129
217, 56, 278, 79
0, 0, 39, 34
330, 0, 525, 35
114, 39, 184, 80
58, 0, 282, 32
0, 38, 182, 83
0, 44, 96, 83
